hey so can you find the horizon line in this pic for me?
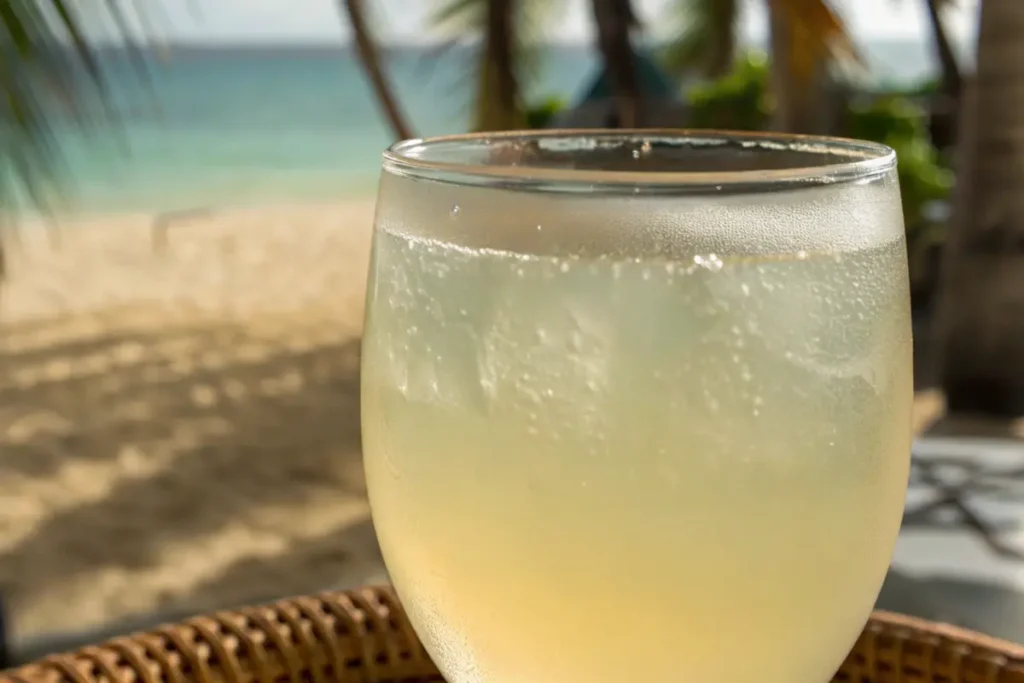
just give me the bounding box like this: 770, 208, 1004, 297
87, 35, 930, 50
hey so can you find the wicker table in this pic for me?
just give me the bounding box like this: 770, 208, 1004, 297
1, 585, 1022, 683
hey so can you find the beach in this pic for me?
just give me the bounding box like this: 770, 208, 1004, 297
0, 201, 387, 638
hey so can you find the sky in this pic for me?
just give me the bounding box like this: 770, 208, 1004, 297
138, 0, 978, 46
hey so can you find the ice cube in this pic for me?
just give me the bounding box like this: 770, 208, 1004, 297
475, 278, 613, 430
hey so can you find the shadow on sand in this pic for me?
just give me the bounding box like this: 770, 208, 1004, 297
0, 309, 378, 637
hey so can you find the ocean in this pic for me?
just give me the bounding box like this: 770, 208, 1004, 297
50, 41, 942, 216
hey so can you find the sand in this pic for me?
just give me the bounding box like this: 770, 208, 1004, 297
0, 201, 386, 640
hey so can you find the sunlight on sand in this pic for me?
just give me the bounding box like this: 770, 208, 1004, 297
0, 201, 382, 637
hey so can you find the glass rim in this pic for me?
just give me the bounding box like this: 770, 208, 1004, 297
382, 129, 897, 192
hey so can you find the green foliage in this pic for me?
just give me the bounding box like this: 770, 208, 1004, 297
525, 96, 567, 129
903, 78, 942, 97
687, 54, 952, 245
845, 96, 953, 234
686, 52, 771, 131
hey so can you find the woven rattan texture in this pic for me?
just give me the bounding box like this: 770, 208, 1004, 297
2, 586, 1024, 683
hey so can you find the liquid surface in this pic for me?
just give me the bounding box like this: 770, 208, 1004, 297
362, 227, 913, 683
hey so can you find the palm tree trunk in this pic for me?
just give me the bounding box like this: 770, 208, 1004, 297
923, 0, 962, 150
591, 0, 642, 128
475, 0, 525, 131
768, 3, 799, 131
340, 0, 414, 141
487, 0, 519, 121
706, 0, 738, 79
935, 0, 1024, 415
767, 0, 830, 134
924, 0, 962, 101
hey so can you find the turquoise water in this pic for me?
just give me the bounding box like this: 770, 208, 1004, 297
51, 42, 938, 215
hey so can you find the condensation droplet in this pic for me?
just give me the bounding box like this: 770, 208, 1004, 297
559, 261, 571, 273
450, 205, 461, 217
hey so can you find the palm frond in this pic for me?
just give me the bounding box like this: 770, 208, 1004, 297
103, 0, 155, 89
433, 0, 486, 32
773, 0, 862, 84
516, 0, 565, 91
660, 0, 740, 80
0, 1, 152, 217
0, 0, 157, 292
3, 0, 92, 219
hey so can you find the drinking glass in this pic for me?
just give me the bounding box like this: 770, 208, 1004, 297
361, 130, 912, 683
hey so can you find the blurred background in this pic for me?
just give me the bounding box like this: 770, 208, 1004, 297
2, 0, 1023, 660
